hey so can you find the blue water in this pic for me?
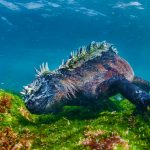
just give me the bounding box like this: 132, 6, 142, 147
0, 0, 150, 92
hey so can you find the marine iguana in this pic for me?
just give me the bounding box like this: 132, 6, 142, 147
21, 41, 150, 114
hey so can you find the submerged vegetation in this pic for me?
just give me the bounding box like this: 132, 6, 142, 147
0, 89, 150, 150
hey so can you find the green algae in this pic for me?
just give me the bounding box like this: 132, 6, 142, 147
0, 90, 150, 150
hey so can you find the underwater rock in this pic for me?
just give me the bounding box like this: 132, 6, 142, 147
21, 41, 150, 114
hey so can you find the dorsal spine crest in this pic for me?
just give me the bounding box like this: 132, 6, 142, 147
36, 41, 118, 76
59, 41, 118, 70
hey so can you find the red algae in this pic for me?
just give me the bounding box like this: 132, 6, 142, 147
82, 130, 129, 150
0, 127, 34, 150
0, 94, 12, 113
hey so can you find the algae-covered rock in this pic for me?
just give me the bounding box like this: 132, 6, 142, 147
0, 90, 150, 150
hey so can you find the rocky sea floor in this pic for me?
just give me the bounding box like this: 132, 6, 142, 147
0, 90, 150, 150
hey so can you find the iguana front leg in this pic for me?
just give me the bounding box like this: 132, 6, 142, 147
112, 77, 150, 110
97, 77, 150, 111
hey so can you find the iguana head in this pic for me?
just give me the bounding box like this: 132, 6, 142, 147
21, 63, 62, 114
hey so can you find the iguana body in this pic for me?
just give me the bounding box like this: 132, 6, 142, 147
21, 41, 150, 114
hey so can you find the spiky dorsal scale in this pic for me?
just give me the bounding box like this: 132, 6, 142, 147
59, 41, 118, 70
34, 62, 55, 77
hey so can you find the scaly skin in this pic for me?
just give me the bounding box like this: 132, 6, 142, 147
21, 41, 150, 114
